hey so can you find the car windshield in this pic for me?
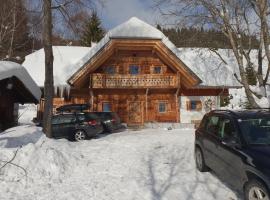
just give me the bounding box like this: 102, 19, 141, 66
238, 117, 270, 145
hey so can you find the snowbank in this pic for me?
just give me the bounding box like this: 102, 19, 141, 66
18, 104, 38, 125
0, 126, 239, 200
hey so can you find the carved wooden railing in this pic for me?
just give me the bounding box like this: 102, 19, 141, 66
90, 73, 180, 88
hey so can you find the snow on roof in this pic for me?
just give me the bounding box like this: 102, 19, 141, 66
23, 46, 91, 86
0, 61, 41, 101
68, 17, 202, 84
68, 17, 242, 87
177, 48, 241, 87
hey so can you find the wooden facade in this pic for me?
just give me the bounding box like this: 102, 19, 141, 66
37, 39, 230, 125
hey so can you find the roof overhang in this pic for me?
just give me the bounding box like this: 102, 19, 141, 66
68, 39, 201, 88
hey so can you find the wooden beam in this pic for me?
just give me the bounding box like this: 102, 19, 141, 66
175, 88, 180, 123
145, 88, 149, 122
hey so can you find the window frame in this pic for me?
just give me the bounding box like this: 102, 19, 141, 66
129, 65, 140, 75
158, 101, 167, 113
187, 100, 202, 111
153, 66, 162, 74
102, 102, 112, 112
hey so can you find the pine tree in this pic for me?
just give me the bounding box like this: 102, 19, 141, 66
80, 12, 105, 47
156, 24, 162, 31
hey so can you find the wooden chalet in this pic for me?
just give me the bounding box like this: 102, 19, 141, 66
0, 61, 41, 130
24, 17, 239, 125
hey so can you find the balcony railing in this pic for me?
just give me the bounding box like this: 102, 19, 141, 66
90, 73, 180, 89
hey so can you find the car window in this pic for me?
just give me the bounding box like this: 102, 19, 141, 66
238, 117, 270, 145
218, 117, 237, 140
52, 116, 60, 125
85, 113, 99, 120
77, 114, 86, 122
205, 115, 219, 136
58, 115, 76, 124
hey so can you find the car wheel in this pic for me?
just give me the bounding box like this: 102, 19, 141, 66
74, 130, 86, 141
195, 147, 209, 172
245, 180, 269, 200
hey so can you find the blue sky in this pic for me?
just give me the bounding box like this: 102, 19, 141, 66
97, 0, 161, 30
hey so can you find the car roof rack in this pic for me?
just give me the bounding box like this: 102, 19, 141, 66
210, 109, 239, 116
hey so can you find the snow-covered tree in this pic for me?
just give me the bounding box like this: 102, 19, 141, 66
155, 0, 270, 108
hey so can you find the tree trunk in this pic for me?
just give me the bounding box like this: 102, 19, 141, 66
42, 0, 54, 138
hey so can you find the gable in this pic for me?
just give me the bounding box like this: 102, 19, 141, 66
67, 17, 202, 88
68, 39, 202, 88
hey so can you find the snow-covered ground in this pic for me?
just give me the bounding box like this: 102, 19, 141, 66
0, 126, 240, 200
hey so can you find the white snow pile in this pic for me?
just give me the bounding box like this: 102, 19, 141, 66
0, 126, 239, 200
18, 104, 38, 125
227, 86, 270, 109
0, 61, 41, 101
23, 46, 91, 86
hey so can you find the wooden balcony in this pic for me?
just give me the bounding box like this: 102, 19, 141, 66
90, 73, 180, 89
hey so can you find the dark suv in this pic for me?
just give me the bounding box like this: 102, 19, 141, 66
195, 110, 270, 200
52, 112, 103, 141
93, 112, 125, 133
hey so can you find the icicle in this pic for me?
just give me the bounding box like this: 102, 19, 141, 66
60, 85, 64, 98
54, 86, 58, 96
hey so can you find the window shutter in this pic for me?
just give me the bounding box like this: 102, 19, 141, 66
186, 100, 191, 110
196, 101, 202, 111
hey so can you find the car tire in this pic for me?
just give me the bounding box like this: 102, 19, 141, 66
195, 147, 209, 172
74, 130, 87, 141
244, 179, 270, 200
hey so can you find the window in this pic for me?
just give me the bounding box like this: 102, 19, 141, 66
205, 115, 219, 136
129, 65, 139, 75
154, 66, 161, 74
158, 102, 166, 113
52, 116, 60, 125
187, 100, 202, 111
103, 102, 112, 112
58, 115, 76, 124
218, 118, 236, 140
191, 101, 197, 110
105, 66, 116, 74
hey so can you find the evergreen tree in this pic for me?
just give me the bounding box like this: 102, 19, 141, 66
80, 12, 105, 46
156, 24, 162, 31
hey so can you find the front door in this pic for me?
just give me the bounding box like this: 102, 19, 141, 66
128, 101, 143, 124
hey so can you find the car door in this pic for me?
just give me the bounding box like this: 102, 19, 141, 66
202, 114, 222, 171
215, 117, 245, 188
52, 116, 62, 138
53, 115, 76, 139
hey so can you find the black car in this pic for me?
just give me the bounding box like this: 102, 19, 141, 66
195, 110, 270, 200
52, 112, 103, 141
93, 112, 125, 133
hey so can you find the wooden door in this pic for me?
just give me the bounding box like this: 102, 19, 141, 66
128, 101, 143, 124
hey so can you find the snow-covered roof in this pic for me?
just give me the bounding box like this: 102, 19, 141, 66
68, 17, 202, 84
68, 17, 241, 87
23, 46, 91, 86
0, 61, 41, 101
177, 48, 241, 87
